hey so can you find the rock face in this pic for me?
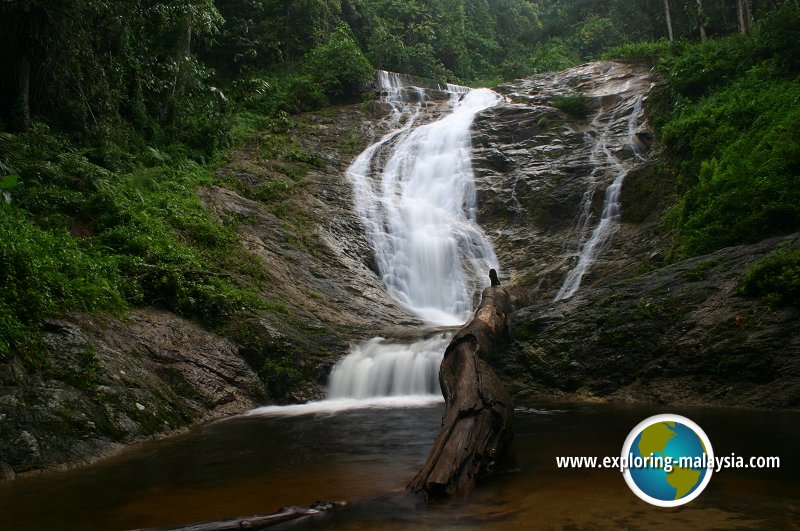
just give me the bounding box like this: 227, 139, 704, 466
0, 310, 266, 473
472, 62, 659, 298
496, 234, 800, 408
466, 62, 799, 409
203, 102, 432, 404
205, 106, 421, 332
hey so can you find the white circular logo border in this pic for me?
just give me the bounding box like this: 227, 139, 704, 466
621, 413, 714, 507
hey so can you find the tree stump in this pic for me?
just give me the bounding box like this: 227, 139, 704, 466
407, 273, 515, 497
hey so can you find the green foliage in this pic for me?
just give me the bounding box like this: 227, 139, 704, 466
527, 38, 581, 74
659, 34, 757, 99
574, 15, 625, 57
605, 6, 800, 260
0, 207, 125, 358
0, 125, 270, 358
668, 74, 800, 257
2, 0, 796, 371
303, 23, 374, 101
0, 0, 231, 155
343, 0, 545, 82
0, 174, 19, 205
552, 93, 590, 119
739, 246, 800, 307
755, 4, 800, 74
603, 40, 682, 67
233, 73, 328, 117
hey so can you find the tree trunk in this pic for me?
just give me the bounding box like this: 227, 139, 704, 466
696, 0, 708, 40
15, 10, 37, 133
664, 0, 675, 41
407, 274, 514, 497
18, 49, 31, 132
173, 16, 193, 95
737, 0, 751, 34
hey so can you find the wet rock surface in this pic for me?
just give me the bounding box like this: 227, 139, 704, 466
468, 63, 798, 409
472, 62, 658, 298
497, 234, 800, 408
0, 310, 266, 473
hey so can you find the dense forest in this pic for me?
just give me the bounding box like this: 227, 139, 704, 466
1, 0, 799, 364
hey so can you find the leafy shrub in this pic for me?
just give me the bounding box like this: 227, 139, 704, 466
0, 207, 126, 357
625, 10, 800, 260
574, 15, 626, 58
303, 23, 374, 101
755, 4, 800, 73
0, 127, 271, 358
552, 93, 589, 118
659, 34, 756, 99
233, 72, 329, 117
603, 40, 682, 67
665, 72, 800, 258
739, 246, 800, 307
528, 38, 580, 74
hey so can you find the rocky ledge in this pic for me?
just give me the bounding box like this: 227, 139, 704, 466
0, 309, 266, 479
499, 234, 800, 409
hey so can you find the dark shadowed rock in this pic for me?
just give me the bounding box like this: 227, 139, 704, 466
497, 234, 800, 408
0, 310, 267, 475
472, 62, 658, 299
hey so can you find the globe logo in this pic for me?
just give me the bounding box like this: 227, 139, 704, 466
621, 414, 714, 507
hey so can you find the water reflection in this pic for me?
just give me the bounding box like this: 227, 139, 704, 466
0, 402, 797, 530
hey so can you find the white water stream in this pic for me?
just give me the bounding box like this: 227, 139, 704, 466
349, 74, 500, 325
249, 72, 498, 416
247, 67, 651, 416
324, 72, 500, 404
554, 94, 645, 301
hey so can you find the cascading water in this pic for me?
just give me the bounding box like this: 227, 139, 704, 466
327, 335, 450, 399
326, 71, 501, 402
248, 72, 497, 415
554, 94, 646, 301
349, 73, 501, 325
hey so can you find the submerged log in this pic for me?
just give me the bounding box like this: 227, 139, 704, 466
407, 270, 514, 497
141, 501, 344, 531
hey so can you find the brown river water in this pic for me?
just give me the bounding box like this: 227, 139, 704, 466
0, 400, 798, 530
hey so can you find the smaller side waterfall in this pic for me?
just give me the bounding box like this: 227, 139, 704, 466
555, 95, 645, 301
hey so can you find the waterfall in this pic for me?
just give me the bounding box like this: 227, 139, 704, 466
348, 72, 501, 325
554, 95, 646, 301
376, 70, 471, 100
328, 335, 450, 398
326, 71, 501, 402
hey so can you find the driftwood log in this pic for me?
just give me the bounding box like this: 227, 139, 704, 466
407, 270, 515, 497
140, 501, 344, 531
